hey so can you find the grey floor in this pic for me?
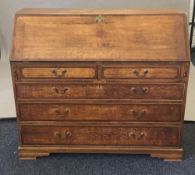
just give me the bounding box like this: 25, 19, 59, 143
0, 119, 195, 175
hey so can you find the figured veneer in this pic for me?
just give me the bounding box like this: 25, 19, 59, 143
22, 67, 96, 79
21, 125, 180, 146
102, 66, 180, 79
16, 83, 184, 100
18, 103, 183, 122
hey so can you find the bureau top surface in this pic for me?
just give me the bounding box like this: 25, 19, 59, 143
11, 8, 190, 62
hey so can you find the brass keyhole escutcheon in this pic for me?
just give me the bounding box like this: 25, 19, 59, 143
95, 15, 105, 23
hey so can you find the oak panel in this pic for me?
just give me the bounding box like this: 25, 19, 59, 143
11, 14, 188, 61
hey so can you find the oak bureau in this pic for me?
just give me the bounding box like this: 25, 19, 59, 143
10, 9, 190, 161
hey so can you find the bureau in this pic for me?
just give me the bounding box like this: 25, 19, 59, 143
10, 9, 190, 161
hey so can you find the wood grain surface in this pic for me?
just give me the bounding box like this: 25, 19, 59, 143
11, 10, 189, 61
18, 103, 182, 122
21, 125, 180, 146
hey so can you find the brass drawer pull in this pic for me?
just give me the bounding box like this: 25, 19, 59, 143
128, 131, 145, 140
53, 107, 70, 116
64, 131, 72, 138
133, 69, 148, 78
54, 130, 72, 139
52, 87, 69, 94
131, 110, 146, 118
51, 69, 67, 77
55, 131, 61, 139
131, 87, 149, 95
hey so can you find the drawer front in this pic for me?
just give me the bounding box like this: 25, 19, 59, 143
21, 125, 180, 147
103, 65, 180, 80
21, 67, 96, 79
19, 103, 182, 122
16, 83, 184, 100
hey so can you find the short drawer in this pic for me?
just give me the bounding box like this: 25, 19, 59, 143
21, 125, 180, 147
18, 103, 182, 122
102, 65, 180, 80
16, 83, 184, 100
16, 64, 97, 80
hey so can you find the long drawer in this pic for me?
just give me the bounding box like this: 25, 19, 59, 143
18, 103, 183, 122
21, 125, 180, 147
16, 83, 184, 100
